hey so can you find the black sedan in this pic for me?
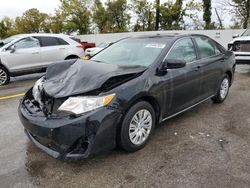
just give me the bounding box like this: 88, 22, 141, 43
19, 34, 235, 159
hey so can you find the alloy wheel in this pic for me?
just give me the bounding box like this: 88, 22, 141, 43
220, 78, 229, 99
0, 68, 7, 85
129, 109, 153, 145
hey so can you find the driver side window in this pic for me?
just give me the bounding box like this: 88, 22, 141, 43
167, 38, 197, 64
13, 37, 40, 49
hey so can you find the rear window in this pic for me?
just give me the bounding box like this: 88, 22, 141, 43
36, 37, 69, 47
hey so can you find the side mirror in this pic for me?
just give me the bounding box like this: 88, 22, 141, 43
233, 34, 239, 38
9, 45, 16, 53
163, 59, 186, 69
157, 59, 186, 75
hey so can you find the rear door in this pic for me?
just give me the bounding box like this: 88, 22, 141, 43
36, 36, 69, 63
193, 36, 225, 99
1, 37, 41, 71
161, 38, 201, 116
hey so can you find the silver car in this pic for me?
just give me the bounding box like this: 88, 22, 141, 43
0, 33, 85, 85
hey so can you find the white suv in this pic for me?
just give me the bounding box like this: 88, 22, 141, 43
0, 33, 85, 85
228, 28, 250, 64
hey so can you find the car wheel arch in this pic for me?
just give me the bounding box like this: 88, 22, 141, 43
225, 70, 233, 86
65, 55, 79, 60
121, 94, 161, 125
0, 59, 10, 73
115, 94, 161, 147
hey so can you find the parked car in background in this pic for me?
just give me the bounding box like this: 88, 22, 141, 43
228, 28, 250, 64
81, 42, 96, 51
85, 42, 112, 57
0, 33, 85, 85
19, 34, 235, 159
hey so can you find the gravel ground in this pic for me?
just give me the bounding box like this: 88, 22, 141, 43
0, 65, 250, 188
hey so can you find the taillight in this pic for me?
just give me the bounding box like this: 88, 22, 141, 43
76, 44, 84, 49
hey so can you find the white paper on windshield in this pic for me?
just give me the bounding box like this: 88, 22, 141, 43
145, 44, 166, 49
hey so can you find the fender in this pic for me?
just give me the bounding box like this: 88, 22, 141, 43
0, 58, 10, 72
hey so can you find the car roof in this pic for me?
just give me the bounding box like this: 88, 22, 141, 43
11, 33, 71, 38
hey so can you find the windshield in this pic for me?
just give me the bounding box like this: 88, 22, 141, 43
92, 38, 166, 67
242, 29, 250, 36
0, 36, 20, 48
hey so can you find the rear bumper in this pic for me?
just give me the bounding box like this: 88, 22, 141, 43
18, 93, 122, 159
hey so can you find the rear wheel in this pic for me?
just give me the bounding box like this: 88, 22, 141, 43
0, 66, 10, 86
212, 75, 230, 103
119, 101, 156, 152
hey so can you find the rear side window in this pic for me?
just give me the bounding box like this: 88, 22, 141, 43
36, 37, 69, 47
57, 38, 69, 45
167, 38, 197, 63
195, 37, 221, 59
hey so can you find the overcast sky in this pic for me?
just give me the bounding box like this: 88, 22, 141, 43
0, 0, 61, 19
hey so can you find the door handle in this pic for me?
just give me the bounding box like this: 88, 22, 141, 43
59, 48, 66, 50
32, 52, 39, 54
195, 66, 201, 71
220, 58, 225, 62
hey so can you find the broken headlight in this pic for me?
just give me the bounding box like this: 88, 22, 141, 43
32, 77, 45, 107
58, 94, 115, 115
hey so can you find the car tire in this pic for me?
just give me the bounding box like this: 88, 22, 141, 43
212, 74, 230, 103
0, 66, 10, 86
119, 101, 156, 152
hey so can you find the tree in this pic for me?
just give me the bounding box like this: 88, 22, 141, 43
15, 9, 50, 33
160, 0, 184, 30
133, 0, 155, 31
229, 0, 250, 29
183, 0, 203, 29
59, 0, 91, 34
155, 0, 160, 30
92, 0, 109, 33
202, 0, 212, 29
0, 17, 16, 39
50, 11, 66, 33
105, 0, 131, 32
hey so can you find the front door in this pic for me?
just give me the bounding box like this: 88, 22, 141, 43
2, 37, 41, 72
161, 38, 201, 117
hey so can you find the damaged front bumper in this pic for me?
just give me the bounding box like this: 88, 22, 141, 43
18, 90, 122, 159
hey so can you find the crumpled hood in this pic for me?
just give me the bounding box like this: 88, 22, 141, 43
43, 59, 147, 98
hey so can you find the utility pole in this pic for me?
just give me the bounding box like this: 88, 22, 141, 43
155, 0, 160, 30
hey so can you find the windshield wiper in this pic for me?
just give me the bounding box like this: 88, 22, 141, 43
92, 59, 106, 64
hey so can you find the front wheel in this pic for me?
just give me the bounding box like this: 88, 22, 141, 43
212, 75, 230, 103
0, 66, 10, 86
119, 101, 156, 152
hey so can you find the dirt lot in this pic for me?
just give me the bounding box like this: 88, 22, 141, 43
0, 65, 250, 188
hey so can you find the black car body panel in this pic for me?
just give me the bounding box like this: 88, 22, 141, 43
18, 34, 235, 159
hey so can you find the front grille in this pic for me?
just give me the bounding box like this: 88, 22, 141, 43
42, 92, 66, 116
232, 41, 250, 52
